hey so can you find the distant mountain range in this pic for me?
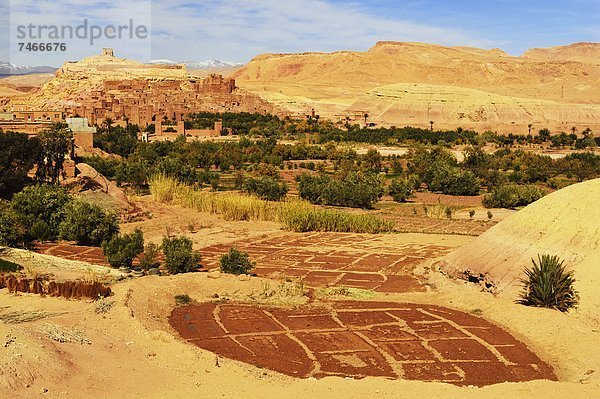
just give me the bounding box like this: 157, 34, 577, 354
0, 61, 57, 75
0, 58, 241, 76
148, 59, 243, 69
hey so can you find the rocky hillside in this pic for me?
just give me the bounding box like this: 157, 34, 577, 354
2, 52, 262, 113
233, 42, 600, 133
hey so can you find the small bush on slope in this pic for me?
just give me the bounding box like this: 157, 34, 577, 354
518, 254, 579, 312
220, 248, 255, 275
162, 236, 201, 274
102, 228, 145, 268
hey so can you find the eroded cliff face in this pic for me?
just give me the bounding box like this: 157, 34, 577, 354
233, 41, 600, 133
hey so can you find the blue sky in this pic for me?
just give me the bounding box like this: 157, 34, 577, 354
2, 0, 599, 66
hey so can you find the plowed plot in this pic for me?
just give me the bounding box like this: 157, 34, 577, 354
201, 233, 452, 294
169, 301, 556, 386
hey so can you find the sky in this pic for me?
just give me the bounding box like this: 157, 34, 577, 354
2, 0, 599, 66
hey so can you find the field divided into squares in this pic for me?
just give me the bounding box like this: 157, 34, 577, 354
169, 301, 556, 386
201, 233, 453, 293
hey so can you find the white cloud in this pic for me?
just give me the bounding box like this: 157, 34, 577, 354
5, 0, 497, 65
150, 0, 497, 62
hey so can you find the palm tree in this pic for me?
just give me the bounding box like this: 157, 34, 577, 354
571, 126, 577, 135
583, 127, 592, 138
429, 121, 434, 131
528, 123, 533, 135
102, 118, 114, 133
364, 113, 369, 126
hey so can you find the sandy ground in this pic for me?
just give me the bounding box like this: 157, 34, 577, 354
1, 256, 599, 399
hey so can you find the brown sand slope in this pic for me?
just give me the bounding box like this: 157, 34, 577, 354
233, 41, 600, 132
441, 178, 600, 314
523, 42, 600, 63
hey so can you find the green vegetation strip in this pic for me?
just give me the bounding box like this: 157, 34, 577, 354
150, 175, 394, 234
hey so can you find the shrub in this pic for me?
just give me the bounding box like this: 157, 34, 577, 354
102, 228, 145, 268
255, 163, 280, 178
547, 176, 575, 190
115, 158, 149, 189
483, 184, 546, 209
429, 167, 480, 196
80, 156, 120, 179
445, 206, 453, 219
0, 258, 22, 273
518, 255, 579, 312
157, 157, 198, 184
388, 179, 415, 203
30, 220, 51, 242
244, 177, 289, 201
174, 294, 192, 306
58, 200, 119, 246
139, 243, 161, 271
220, 248, 255, 275
161, 236, 201, 274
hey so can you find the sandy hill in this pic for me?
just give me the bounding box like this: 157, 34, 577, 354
441, 178, 600, 315
523, 42, 600, 63
0, 73, 54, 98
233, 41, 600, 133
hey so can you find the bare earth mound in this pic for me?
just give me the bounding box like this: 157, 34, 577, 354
441, 178, 600, 314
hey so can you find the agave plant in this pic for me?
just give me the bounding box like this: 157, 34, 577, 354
518, 254, 579, 312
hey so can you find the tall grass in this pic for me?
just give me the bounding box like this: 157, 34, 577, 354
149, 175, 394, 234
151, 174, 275, 221
279, 200, 394, 233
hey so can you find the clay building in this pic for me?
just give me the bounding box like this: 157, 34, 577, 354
63, 74, 274, 127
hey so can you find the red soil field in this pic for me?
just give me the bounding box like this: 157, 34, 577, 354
35, 233, 452, 294
201, 233, 452, 293
169, 301, 556, 386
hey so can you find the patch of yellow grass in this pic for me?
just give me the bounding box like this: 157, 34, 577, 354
149, 175, 394, 233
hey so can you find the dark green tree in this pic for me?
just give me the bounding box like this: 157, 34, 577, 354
0, 131, 42, 198
36, 124, 71, 184
102, 228, 145, 268
161, 236, 201, 274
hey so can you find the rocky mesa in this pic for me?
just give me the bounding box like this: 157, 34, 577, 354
232, 41, 600, 133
